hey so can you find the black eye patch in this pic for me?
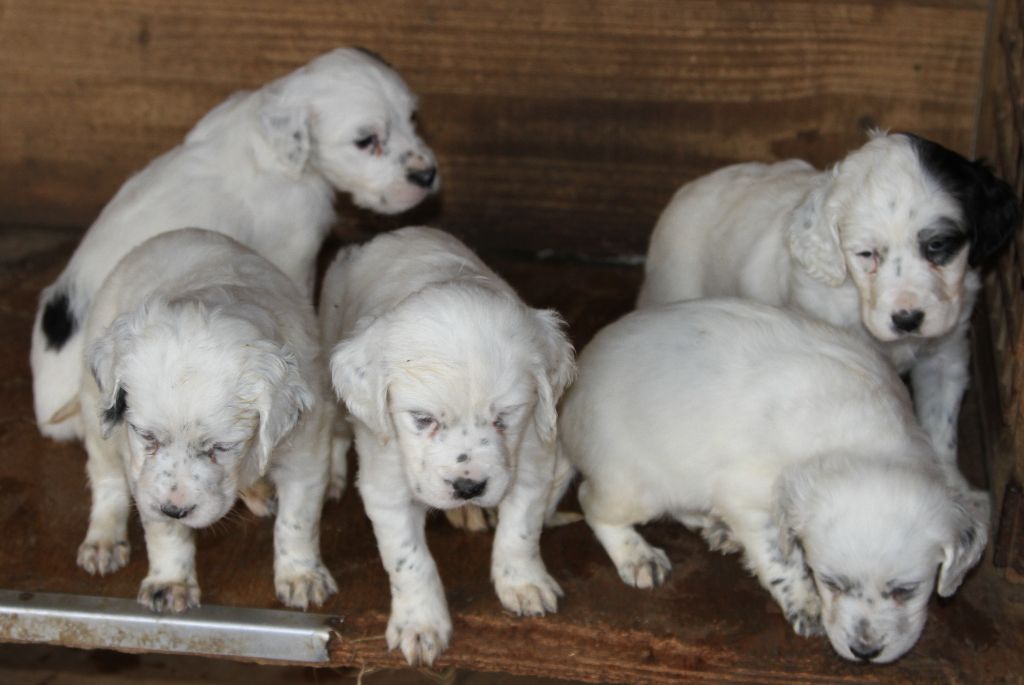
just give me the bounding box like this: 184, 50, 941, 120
918, 221, 967, 266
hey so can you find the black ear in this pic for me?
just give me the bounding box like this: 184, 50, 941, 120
966, 160, 1021, 265
904, 133, 1022, 266
101, 386, 128, 436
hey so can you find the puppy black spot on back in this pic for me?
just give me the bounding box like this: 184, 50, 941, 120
42, 290, 76, 350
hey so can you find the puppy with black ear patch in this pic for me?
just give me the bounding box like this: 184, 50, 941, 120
558, 298, 989, 664
323, 227, 575, 666
32, 47, 439, 444
639, 131, 1021, 475
77, 228, 337, 613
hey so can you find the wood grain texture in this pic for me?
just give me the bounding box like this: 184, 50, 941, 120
0, 0, 988, 255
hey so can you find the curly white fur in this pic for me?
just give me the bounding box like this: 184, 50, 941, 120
323, 227, 574, 666
77, 229, 337, 614
558, 299, 989, 663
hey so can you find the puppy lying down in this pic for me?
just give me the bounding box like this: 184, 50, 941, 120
77, 228, 337, 613
557, 299, 988, 663
323, 227, 575, 665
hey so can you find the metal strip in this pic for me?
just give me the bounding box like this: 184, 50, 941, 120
0, 590, 341, 663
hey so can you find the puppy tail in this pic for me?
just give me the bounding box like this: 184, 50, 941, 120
543, 443, 582, 528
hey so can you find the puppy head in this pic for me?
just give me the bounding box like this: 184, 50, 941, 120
331, 284, 573, 509
88, 300, 313, 528
788, 131, 1020, 341
257, 47, 439, 213
775, 457, 989, 664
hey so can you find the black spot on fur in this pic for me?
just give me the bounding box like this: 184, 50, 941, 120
42, 290, 76, 350
903, 132, 1021, 266
103, 386, 128, 428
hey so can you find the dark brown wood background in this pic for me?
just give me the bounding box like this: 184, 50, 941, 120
0, 0, 989, 256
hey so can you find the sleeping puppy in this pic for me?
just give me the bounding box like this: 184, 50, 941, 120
32, 47, 439, 443
557, 299, 988, 663
77, 228, 337, 613
323, 227, 574, 666
638, 131, 1020, 471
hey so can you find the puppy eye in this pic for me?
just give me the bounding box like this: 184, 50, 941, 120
129, 424, 160, 452
888, 584, 918, 602
410, 412, 437, 432
493, 416, 507, 433
855, 250, 876, 260
354, 134, 379, 150
819, 576, 844, 594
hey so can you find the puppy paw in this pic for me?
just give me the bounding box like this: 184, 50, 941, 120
700, 519, 742, 554
615, 545, 671, 589
76, 538, 130, 575
445, 505, 496, 532
787, 609, 824, 637
493, 564, 563, 616
386, 601, 452, 666
138, 578, 200, 613
275, 563, 338, 609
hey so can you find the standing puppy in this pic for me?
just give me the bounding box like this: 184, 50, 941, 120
558, 299, 988, 663
323, 227, 574, 666
78, 229, 337, 613
638, 131, 1020, 470
33, 47, 439, 442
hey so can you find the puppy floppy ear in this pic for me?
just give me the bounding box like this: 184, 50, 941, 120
937, 486, 990, 597
531, 308, 576, 444
330, 318, 393, 438
247, 341, 315, 475
257, 98, 311, 178
87, 308, 147, 438
965, 161, 1021, 266
787, 177, 847, 287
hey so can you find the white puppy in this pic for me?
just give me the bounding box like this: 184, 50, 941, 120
558, 299, 988, 664
638, 131, 1020, 471
323, 227, 574, 666
77, 228, 337, 613
33, 47, 439, 442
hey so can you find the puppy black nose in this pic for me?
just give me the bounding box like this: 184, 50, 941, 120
406, 166, 436, 188
452, 477, 488, 500
160, 503, 195, 520
849, 644, 882, 662
891, 309, 924, 333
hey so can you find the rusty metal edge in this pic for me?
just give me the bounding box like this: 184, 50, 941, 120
0, 590, 342, 664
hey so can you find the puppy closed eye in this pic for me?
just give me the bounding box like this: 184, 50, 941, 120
410, 412, 438, 432
129, 424, 161, 453
886, 583, 919, 603
354, 133, 378, 150
202, 442, 239, 463
818, 575, 851, 595
493, 416, 507, 433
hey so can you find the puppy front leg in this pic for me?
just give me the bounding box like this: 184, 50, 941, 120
910, 330, 969, 469
731, 512, 822, 637
491, 452, 563, 615
77, 433, 131, 575
361, 484, 451, 666
272, 468, 338, 609
137, 517, 200, 613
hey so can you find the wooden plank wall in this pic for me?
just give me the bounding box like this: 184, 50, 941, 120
976, 0, 1024, 579
0, 0, 989, 257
